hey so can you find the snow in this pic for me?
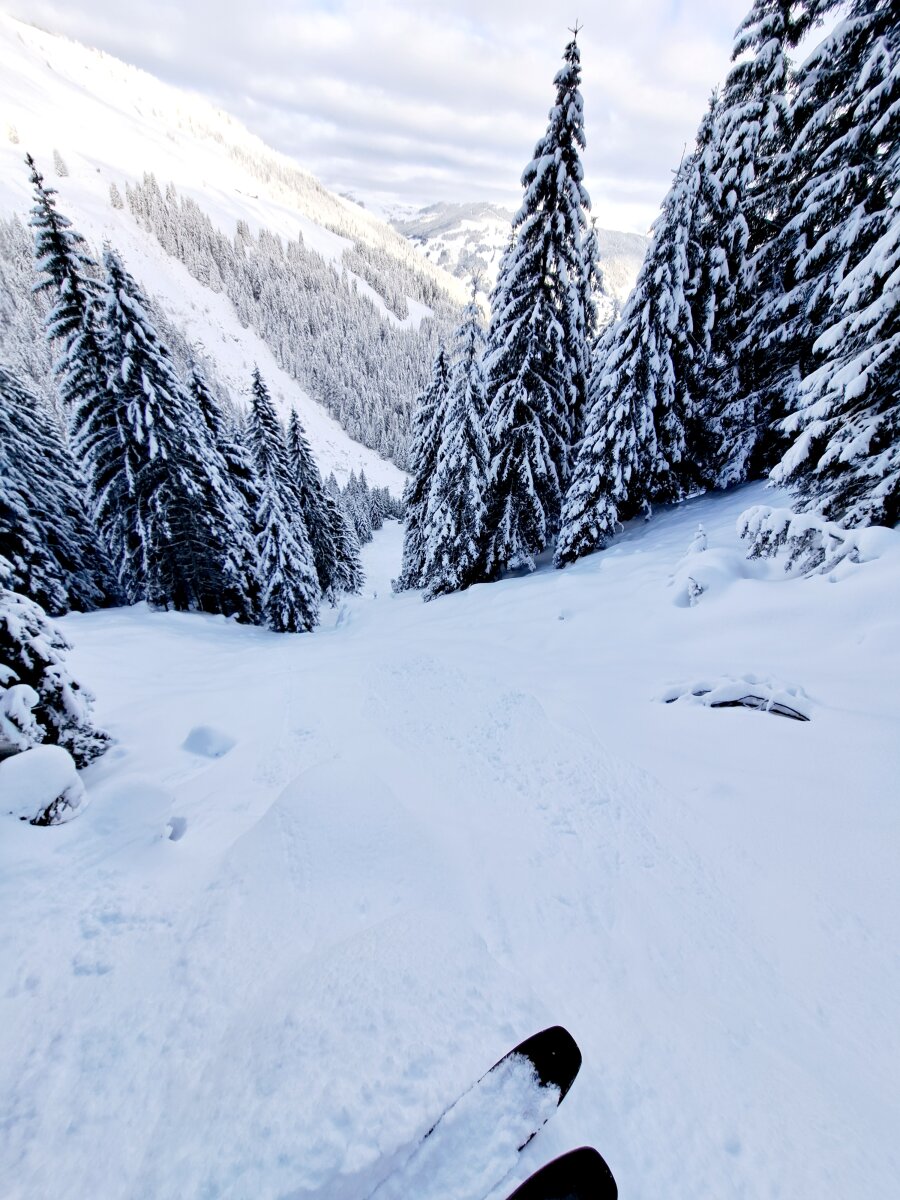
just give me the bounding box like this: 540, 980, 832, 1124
182, 725, 236, 759
1, 483, 899, 1200
0, 743, 84, 823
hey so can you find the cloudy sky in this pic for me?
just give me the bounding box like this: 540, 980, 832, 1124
3, 0, 751, 232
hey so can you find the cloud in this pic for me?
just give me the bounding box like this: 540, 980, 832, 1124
2, 0, 750, 231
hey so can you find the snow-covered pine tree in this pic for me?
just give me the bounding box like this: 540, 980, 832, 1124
770, 0, 900, 527
690, 1, 820, 485
0, 568, 109, 766
245, 369, 320, 632
343, 472, 374, 545
27, 156, 113, 487
326, 474, 365, 595
191, 368, 262, 542
421, 284, 490, 597
185, 365, 261, 621
483, 32, 598, 572
556, 157, 698, 566
99, 248, 258, 614
394, 347, 449, 591
97, 248, 180, 602
286, 410, 362, 600
0, 362, 114, 614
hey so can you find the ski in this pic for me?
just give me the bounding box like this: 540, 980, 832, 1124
503, 1147, 618, 1200
367, 1026, 581, 1200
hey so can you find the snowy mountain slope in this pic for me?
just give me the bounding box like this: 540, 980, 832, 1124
0, 13, 477, 489
1, 483, 898, 1199
389, 202, 518, 289
0, 13, 468, 292
389, 201, 649, 305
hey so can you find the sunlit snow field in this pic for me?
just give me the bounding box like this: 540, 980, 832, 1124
2, 482, 899, 1200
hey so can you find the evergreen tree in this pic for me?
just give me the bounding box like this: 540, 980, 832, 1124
771, 0, 900, 526
394, 347, 449, 590
690, 1, 824, 484
186, 365, 261, 620
483, 32, 598, 574
421, 285, 490, 597
0, 363, 114, 614
27, 156, 108, 425
0, 569, 109, 766
556, 158, 698, 566
341, 471, 373, 545
286, 409, 363, 600
245, 369, 320, 632
97, 248, 244, 612
326, 474, 365, 595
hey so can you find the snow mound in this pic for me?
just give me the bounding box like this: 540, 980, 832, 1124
659, 675, 811, 721
0, 744, 85, 824
668, 522, 749, 606
182, 725, 236, 759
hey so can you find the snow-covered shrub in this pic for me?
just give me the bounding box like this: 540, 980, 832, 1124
668, 523, 746, 608
737, 505, 880, 576
0, 583, 109, 766
52, 148, 68, 177
687, 524, 707, 555
0, 744, 85, 825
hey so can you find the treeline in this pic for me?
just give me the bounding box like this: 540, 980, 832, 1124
122, 174, 459, 468
399, 0, 899, 599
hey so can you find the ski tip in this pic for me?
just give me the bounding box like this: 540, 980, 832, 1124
512, 1026, 582, 1102
503, 1146, 618, 1200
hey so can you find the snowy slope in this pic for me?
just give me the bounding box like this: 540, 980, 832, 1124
0, 13, 478, 491
1, 483, 898, 1199
389, 201, 649, 305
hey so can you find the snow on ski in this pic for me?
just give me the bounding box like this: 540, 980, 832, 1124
503, 1147, 618, 1200
367, 1026, 581, 1200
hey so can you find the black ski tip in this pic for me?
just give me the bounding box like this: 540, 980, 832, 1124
503, 1146, 618, 1200
511, 1026, 582, 1103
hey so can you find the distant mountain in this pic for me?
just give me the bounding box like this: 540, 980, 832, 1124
388, 202, 516, 290
388, 201, 649, 312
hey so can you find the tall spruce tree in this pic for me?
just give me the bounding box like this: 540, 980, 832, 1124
286, 410, 362, 600
556, 158, 698, 566
191, 368, 263, 560
245, 370, 320, 632
690, 1, 822, 485
770, 0, 900, 526
326, 474, 365, 595
96, 248, 235, 611
421, 285, 490, 597
0, 363, 114, 614
483, 32, 598, 574
394, 347, 449, 591
184, 365, 261, 621
27, 156, 112, 473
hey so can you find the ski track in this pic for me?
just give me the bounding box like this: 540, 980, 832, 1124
1, 484, 899, 1199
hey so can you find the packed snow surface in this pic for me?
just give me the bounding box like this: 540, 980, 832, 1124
1, 483, 898, 1199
